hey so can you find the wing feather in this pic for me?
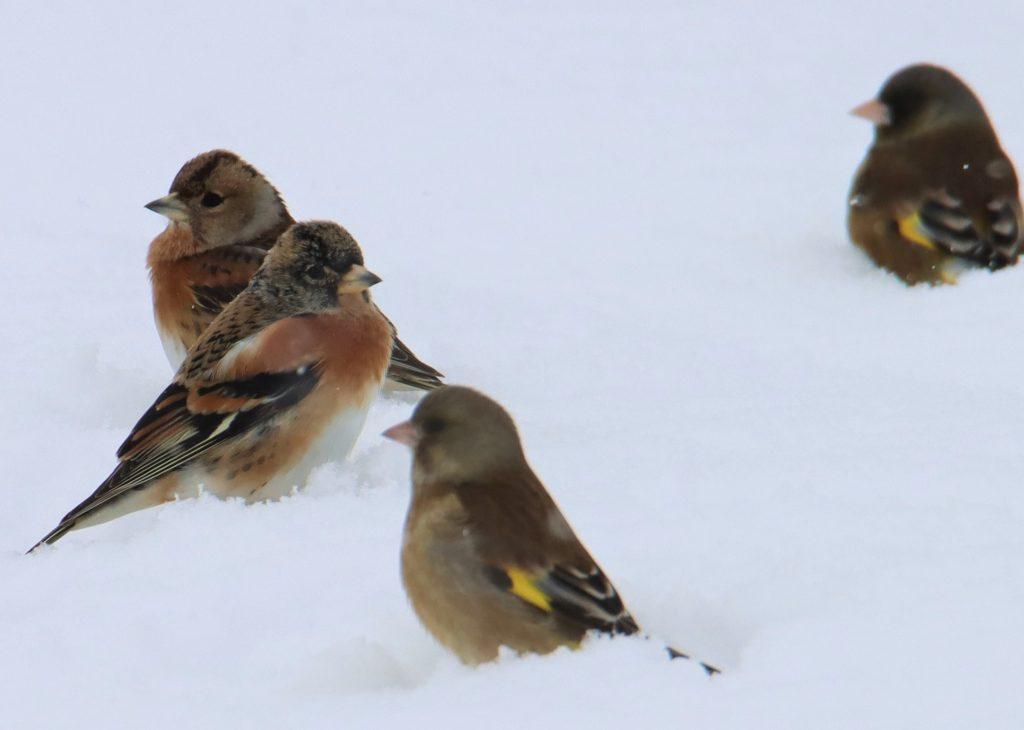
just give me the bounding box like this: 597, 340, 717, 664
489, 562, 638, 636
910, 190, 1022, 268
29, 362, 322, 550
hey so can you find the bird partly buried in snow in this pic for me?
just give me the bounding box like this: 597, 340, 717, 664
384, 386, 717, 673
29, 221, 392, 551
847, 63, 1022, 285
145, 149, 443, 389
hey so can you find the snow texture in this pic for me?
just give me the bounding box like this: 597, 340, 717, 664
2, 2, 1023, 728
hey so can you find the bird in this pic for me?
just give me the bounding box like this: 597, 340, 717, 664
29, 221, 393, 551
847, 63, 1022, 285
145, 149, 443, 389
384, 386, 716, 673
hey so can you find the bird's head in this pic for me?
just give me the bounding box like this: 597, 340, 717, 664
145, 149, 290, 250
851, 64, 990, 142
255, 220, 382, 314
384, 386, 527, 484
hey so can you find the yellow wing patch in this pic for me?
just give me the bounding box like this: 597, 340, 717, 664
897, 212, 937, 250
505, 568, 552, 612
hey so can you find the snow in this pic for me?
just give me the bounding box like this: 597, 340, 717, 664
2, 2, 1024, 727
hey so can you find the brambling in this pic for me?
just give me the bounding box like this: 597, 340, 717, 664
30, 221, 392, 551
384, 386, 717, 673
848, 64, 1022, 285
145, 149, 443, 389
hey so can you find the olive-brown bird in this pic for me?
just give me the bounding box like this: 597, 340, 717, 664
848, 63, 1022, 285
145, 149, 443, 389
30, 221, 392, 551
384, 386, 715, 673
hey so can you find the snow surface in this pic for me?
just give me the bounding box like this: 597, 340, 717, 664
2, 2, 1024, 727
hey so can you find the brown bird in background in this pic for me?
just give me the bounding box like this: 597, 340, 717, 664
145, 149, 443, 388
385, 386, 716, 673
848, 64, 1022, 285
30, 221, 392, 551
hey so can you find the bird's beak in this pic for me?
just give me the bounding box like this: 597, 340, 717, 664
337, 264, 383, 295
383, 420, 420, 448
144, 193, 190, 222
850, 98, 892, 126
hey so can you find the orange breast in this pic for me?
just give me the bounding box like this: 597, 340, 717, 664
228, 303, 393, 386
194, 303, 393, 499
148, 234, 266, 357
150, 258, 203, 350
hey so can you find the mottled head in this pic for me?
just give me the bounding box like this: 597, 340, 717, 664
851, 64, 991, 142
384, 386, 527, 483
254, 220, 382, 313
145, 150, 291, 250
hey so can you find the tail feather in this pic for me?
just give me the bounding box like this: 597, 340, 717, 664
666, 645, 720, 676
386, 335, 444, 391
26, 519, 77, 554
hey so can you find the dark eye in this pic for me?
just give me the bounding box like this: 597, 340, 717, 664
201, 192, 224, 208
303, 264, 325, 280
421, 417, 445, 434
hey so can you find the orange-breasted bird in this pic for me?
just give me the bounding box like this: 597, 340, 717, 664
145, 149, 442, 388
30, 221, 392, 551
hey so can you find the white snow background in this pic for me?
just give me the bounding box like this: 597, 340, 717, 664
2, 2, 1023, 727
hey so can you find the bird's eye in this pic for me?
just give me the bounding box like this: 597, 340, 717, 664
303, 264, 325, 280
421, 418, 444, 434
201, 192, 224, 208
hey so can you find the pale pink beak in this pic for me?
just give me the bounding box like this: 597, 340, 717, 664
383, 420, 420, 447
850, 98, 892, 126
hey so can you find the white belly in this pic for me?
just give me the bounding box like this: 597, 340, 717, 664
253, 380, 382, 500
158, 326, 188, 371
